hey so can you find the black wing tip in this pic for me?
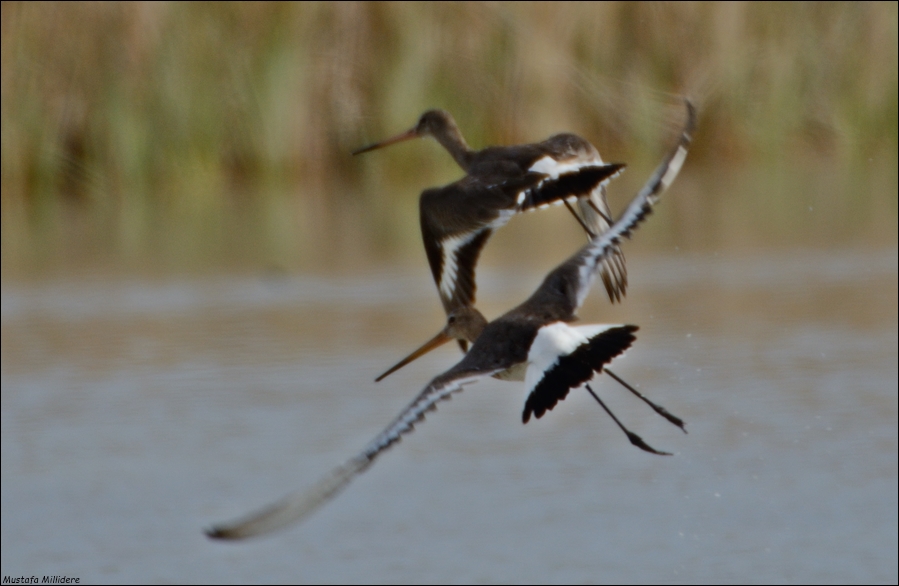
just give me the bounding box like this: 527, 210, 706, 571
521, 404, 546, 424
522, 394, 558, 425
590, 324, 638, 350
522, 163, 626, 212
522, 390, 554, 423
204, 523, 254, 541
204, 526, 234, 540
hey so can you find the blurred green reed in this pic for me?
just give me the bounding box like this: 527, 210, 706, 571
1, 2, 896, 274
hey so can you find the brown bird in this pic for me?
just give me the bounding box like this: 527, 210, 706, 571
205, 101, 695, 541
354, 109, 628, 364
372, 102, 695, 382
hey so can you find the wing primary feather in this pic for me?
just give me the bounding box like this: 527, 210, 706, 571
570, 100, 696, 312
519, 164, 624, 211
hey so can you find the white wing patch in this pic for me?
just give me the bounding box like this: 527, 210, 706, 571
438, 231, 479, 300
522, 323, 622, 400
493, 207, 517, 227
660, 145, 688, 191
523, 194, 581, 212
524, 155, 621, 220
528, 153, 603, 179
524, 323, 586, 394
439, 210, 515, 301
205, 101, 696, 541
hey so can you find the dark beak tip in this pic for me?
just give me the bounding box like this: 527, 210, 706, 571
351, 128, 419, 157
351, 144, 375, 156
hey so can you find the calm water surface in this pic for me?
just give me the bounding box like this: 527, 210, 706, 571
1, 249, 896, 584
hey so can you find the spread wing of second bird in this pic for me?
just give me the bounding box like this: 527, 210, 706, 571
205, 101, 696, 540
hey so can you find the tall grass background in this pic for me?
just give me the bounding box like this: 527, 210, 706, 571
2, 2, 896, 276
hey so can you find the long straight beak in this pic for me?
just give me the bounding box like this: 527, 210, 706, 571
352, 128, 419, 155
375, 328, 454, 382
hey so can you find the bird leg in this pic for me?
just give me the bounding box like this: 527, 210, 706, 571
604, 369, 687, 433
586, 199, 614, 226
584, 384, 672, 456
563, 200, 597, 239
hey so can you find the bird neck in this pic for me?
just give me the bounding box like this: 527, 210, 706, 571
461, 308, 488, 343
466, 313, 487, 343
432, 124, 474, 170
447, 307, 489, 345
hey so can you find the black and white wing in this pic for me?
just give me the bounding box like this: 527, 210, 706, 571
419, 176, 523, 314
517, 100, 696, 321
577, 101, 695, 306
518, 162, 629, 305
516, 163, 625, 212
420, 165, 624, 315
522, 324, 638, 423
579, 181, 629, 304
205, 366, 504, 540
528, 137, 629, 304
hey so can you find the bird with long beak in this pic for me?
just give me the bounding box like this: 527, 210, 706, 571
354, 108, 629, 364
373, 101, 695, 383
205, 101, 695, 541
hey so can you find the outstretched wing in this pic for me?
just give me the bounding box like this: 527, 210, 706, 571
579, 182, 628, 304
206, 366, 503, 540
420, 178, 514, 314
529, 135, 628, 304
420, 165, 625, 314
515, 100, 696, 322
517, 164, 624, 212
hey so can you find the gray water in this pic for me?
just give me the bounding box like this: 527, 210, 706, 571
1, 249, 896, 584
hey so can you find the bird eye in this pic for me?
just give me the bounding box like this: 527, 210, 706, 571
448, 315, 456, 324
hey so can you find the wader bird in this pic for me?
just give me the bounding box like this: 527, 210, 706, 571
206, 101, 695, 540
354, 109, 628, 364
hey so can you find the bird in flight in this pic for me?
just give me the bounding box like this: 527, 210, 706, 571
354, 108, 629, 358
205, 101, 695, 540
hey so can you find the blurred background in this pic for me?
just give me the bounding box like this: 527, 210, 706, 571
2, 2, 896, 273
2, 3, 896, 584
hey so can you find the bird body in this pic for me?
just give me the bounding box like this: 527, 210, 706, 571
374, 103, 694, 382
418, 164, 624, 313
354, 109, 629, 320
206, 244, 641, 540
206, 101, 696, 540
